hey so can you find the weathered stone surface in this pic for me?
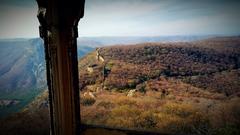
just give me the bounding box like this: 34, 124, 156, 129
127, 89, 136, 97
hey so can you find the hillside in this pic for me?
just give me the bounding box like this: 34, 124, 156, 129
0, 38, 95, 118
77, 37, 240, 134
0, 39, 47, 118
79, 37, 240, 96
1, 36, 240, 135
0, 38, 46, 93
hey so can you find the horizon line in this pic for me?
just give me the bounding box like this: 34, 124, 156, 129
1, 34, 240, 40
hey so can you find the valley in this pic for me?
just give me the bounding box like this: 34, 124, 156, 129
0, 36, 240, 135
0, 38, 95, 118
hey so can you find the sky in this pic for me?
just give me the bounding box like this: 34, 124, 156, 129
0, 0, 240, 38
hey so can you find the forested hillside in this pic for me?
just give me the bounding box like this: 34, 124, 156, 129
1, 37, 240, 135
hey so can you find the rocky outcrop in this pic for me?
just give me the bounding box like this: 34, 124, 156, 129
96, 49, 105, 62
87, 64, 98, 73
127, 89, 136, 97
83, 92, 96, 99
0, 100, 20, 107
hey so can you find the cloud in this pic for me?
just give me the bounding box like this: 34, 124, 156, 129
0, 4, 39, 38
0, 0, 35, 7
0, 0, 240, 38
78, 0, 240, 36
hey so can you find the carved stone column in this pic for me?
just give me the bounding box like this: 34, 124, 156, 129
36, 0, 85, 135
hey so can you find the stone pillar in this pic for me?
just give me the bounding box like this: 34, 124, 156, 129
36, 0, 85, 135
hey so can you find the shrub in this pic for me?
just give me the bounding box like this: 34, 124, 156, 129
135, 111, 158, 129
136, 83, 146, 93
210, 99, 240, 134
155, 112, 185, 133
107, 105, 141, 128
187, 111, 211, 135
97, 101, 114, 109
105, 62, 114, 69
163, 103, 195, 118
127, 79, 137, 88
212, 124, 240, 135
81, 96, 96, 106
149, 70, 162, 79
115, 96, 137, 106
159, 102, 211, 135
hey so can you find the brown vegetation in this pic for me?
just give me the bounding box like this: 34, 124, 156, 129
1, 37, 240, 135
80, 89, 240, 135
77, 37, 240, 134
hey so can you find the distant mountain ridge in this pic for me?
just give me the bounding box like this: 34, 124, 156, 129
0, 38, 95, 117
77, 35, 217, 47
0, 38, 96, 95
0, 38, 46, 93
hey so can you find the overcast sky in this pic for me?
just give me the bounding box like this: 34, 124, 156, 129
0, 0, 240, 38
